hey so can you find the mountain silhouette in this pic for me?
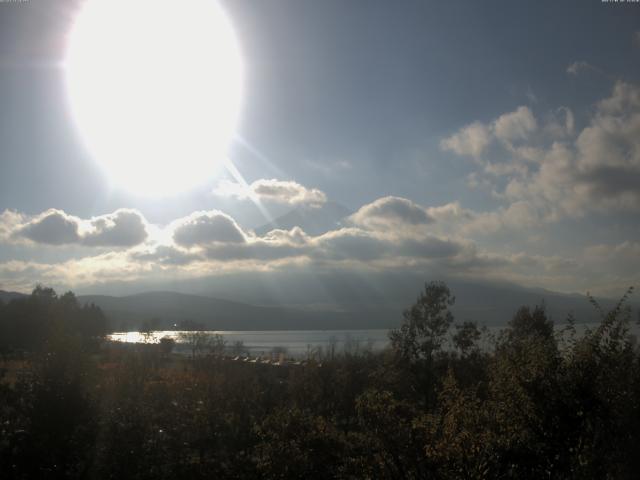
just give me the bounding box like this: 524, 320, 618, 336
2, 279, 635, 332
0, 290, 28, 304
255, 201, 351, 236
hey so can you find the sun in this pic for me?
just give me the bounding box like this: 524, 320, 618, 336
65, 0, 243, 196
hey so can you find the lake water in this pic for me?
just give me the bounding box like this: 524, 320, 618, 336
108, 329, 391, 357
108, 322, 639, 358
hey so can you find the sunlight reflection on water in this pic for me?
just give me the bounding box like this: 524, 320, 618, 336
107, 322, 638, 357
107, 329, 390, 356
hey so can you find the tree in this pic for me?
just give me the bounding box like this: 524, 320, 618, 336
452, 320, 482, 357
31, 284, 57, 304
0, 287, 107, 352
179, 332, 226, 359
505, 304, 553, 342
390, 281, 455, 362
255, 408, 347, 478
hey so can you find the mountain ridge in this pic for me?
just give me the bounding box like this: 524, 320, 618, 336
2, 279, 636, 331
254, 201, 351, 236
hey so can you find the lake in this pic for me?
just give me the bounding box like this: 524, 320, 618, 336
108, 322, 639, 358
108, 329, 391, 357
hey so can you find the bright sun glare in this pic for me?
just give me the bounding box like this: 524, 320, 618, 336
65, 0, 243, 196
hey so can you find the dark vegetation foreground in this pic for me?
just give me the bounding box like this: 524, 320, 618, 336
1, 283, 639, 479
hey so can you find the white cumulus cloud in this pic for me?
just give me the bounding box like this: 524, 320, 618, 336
214, 178, 327, 207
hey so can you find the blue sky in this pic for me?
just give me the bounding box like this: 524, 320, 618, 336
0, 0, 639, 298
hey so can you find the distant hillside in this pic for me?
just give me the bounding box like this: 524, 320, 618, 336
76, 277, 639, 332
77, 291, 390, 332
184, 272, 634, 326
0, 290, 28, 304
6, 275, 638, 332
255, 201, 351, 236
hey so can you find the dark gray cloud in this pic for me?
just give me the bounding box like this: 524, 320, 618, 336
203, 227, 309, 261
173, 211, 246, 247
150, 205, 468, 267
9, 208, 148, 248
82, 209, 148, 247
16, 209, 80, 245
314, 229, 389, 261
571, 85, 640, 209
580, 167, 640, 198
310, 227, 467, 264
398, 236, 464, 259
204, 241, 306, 262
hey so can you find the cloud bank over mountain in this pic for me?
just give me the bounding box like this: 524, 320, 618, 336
213, 178, 327, 207
1, 82, 639, 299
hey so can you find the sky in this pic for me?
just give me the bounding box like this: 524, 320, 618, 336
0, 0, 639, 300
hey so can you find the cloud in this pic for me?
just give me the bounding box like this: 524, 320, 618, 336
596, 81, 640, 114
0, 194, 635, 297
203, 239, 307, 262
16, 209, 81, 245
0, 210, 23, 241
252, 179, 327, 206
0, 240, 576, 295
2, 208, 148, 248
82, 209, 148, 247
200, 227, 311, 262
130, 245, 202, 266
0, 260, 55, 292
440, 106, 537, 160
189, 219, 468, 268
584, 241, 640, 276
463, 201, 543, 234
214, 178, 327, 207
494, 106, 537, 143
313, 228, 391, 262
128, 198, 484, 271
348, 196, 434, 230
4, 80, 639, 298
444, 81, 640, 225
415, 198, 545, 238
0, 251, 155, 292
172, 210, 247, 247
426, 202, 475, 223
577, 241, 640, 296
440, 121, 492, 158
543, 107, 575, 139
549, 82, 640, 213
566, 60, 595, 76
198, 223, 468, 269
396, 235, 465, 260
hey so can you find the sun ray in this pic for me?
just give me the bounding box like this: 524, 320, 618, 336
233, 135, 287, 180
223, 159, 275, 227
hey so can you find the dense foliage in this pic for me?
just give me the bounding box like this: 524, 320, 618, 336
1, 282, 639, 479
0, 286, 107, 353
